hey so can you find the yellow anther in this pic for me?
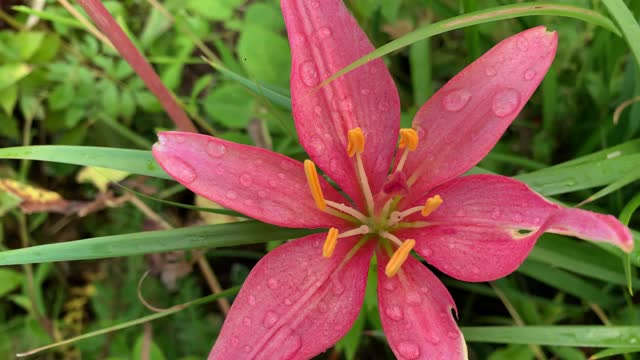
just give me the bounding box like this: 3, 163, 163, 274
323, 228, 339, 258
304, 160, 326, 210
421, 195, 443, 217
385, 239, 416, 277
347, 127, 365, 157
398, 128, 419, 151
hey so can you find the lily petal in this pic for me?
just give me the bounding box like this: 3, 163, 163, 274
282, 0, 400, 203
407, 27, 557, 197
209, 233, 374, 360
400, 175, 633, 282
377, 252, 467, 360
153, 132, 347, 228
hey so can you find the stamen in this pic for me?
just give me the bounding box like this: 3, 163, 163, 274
323, 228, 339, 258
347, 127, 365, 157
395, 128, 419, 173
398, 128, 419, 151
304, 160, 326, 210
379, 231, 404, 247
326, 200, 368, 222
338, 225, 370, 238
387, 195, 443, 226
385, 239, 416, 277
421, 195, 443, 217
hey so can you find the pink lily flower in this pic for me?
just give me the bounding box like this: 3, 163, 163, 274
152, 1, 634, 358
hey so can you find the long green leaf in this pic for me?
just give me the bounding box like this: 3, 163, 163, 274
601, 0, 640, 67
0, 146, 170, 179
321, 2, 620, 87
461, 326, 640, 348
0, 222, 313, 265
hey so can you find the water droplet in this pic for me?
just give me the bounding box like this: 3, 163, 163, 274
226, 190, 238, 200
360, 88, 371, 95
490, 208, 500, 219
168, 157, 196, 184
517, 37, 530, 51
311, 1, 319, 8
310, 138, 325, 153
442, 89, 472, 112
174, 134, 186, 143
280, 159, 294, 170
491, 88, 521, 117
268, 278, 279, 289
447, 243, 456, 250
447, 331, 460, 339
282, 333, 302, 359
239, 173, 252, 187
243, 345, 252, 353
524, 69, 536, 80
485, 66, 497, 77
231, 336, 240, 346
268, 179, 277, 187
421, 247, 433, 257
471, 266, 480, 274
258, 190, 267, 198
277, 172, 286, 180
242, 317, 252, 326
329, 158, 339, 171
383, 280, 397, 291
284, 298, 292, 306
406, 291, 422, 305
300, 61, 319, 87
314, 27, 332, 44
206, 141, 226, 158
397, 341, 420, 359
426, 332, 440, 344
248, 295, 256, 305
263, 311, 279, 328
313, 106, 322, 115
384, 305, 404, 321
514, 214, 523, 222
378, 101, 390, 111
338, 97, 354, 111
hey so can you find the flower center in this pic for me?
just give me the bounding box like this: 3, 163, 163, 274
303, 127, 443, 277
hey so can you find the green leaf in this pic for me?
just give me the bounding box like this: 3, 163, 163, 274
0, 222, 313, 265
132, 334, 166, 360
322, 2, 621, 86
0, 63, 32, 90
0, 268, 23, 298
0, 146, 169, 179
601, 0, 640, 68
203, 83, 254, 128
461, 326, 640, 348
244, 3, 284, 31
0, 84, 18, 115
7, 32, 45, 60
237, 24, 290, 89
185, 0, 245, 21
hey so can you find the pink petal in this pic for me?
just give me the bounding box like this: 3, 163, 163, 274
406, 27, 557, 197
208, 233, 374, 360
377, 252, 467, 360
282, 0, 400, 204
399, 175, 633, 282
152, 131, 348, 228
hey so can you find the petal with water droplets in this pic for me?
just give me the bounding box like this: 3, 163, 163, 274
282, 0, 400, 205
377, 252, 467, 360
153, 131, 347, 228
399, 175, 633, 282
209, 233, 374, 360
407, 27, 558, 198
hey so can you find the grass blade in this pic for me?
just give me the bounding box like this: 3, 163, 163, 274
601, 0, 640, 67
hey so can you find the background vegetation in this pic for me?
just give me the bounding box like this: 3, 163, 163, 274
0, 0, 639, 359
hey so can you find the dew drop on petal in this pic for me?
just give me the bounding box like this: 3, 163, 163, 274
248, 295, 256, 306
517, 37, 530, 51
268, 179, 277, 188
524, 69, 536, 80
242, 317, 252, 326
315, 27, 332, 42
360, 88, 371, 95
447, 331, 460, 339
484, 66, 497, 77
168, 157, 196, 184
284, 298, 292, 306
384, 305, 404, 321
280, 159, 294, 170
258, 190, 268, 198
300, 61, 319, 87
313, 106, 323, 115
226, 190, 238, 200
383, 280, 397, 291
206, 141, 226, 158
263, 311, 279, 329
442, 89, 472, 112
491, 88, 521, 117
243, 345, 252, 353
426, 332, 440, 345
239, 173, 252, 187
421, 246, 433, 257
310, 138, 325, 153
231, 336, 240, 346
318, 301, 329, 313
282, 333, 302, 359
397, 341, 421, 359
406, 291, 422, 305
267, 278, 279, 290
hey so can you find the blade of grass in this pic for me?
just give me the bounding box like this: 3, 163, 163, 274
321, 2, 621, 87
0, 222, 314, 265
0, 146, 169, 179
619, 192, 640, 294
601, 0, 640, 67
